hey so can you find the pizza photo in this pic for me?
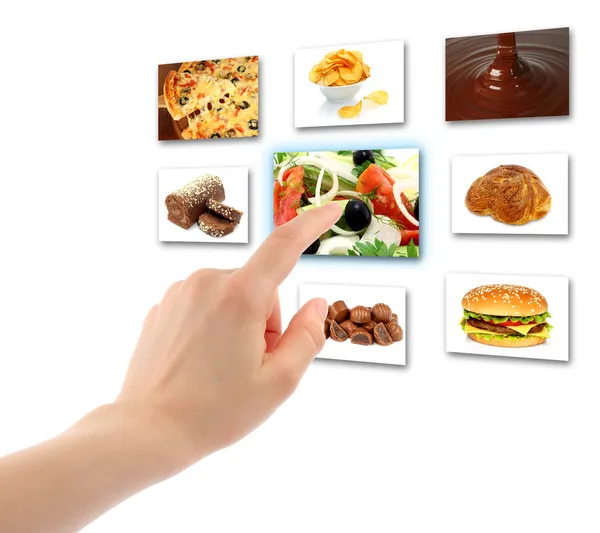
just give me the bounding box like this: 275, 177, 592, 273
158, 56, 259, 140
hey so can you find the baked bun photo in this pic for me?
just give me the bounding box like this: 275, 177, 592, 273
460, 284, 553, 348
465, 164, 551, 225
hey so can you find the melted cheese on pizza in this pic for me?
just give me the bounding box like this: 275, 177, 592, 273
164, 56, 259, 139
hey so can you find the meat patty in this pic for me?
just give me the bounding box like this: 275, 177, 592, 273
467, 318, 546, 336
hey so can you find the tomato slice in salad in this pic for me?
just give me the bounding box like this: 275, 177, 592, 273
355, 164, 418, 230
355, 164, 395, 215
400, 230, 419, 246
274, 166, 304, 226
489, 319, 527, 327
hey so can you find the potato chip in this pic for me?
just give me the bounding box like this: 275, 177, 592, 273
338, 101, 362, 118
323, 69, 340, 85
364, 90, 389, 105
308, 68, 322, 83
309, 48, 370, 86
349, 50, 363, 62
339, 61, 363, 83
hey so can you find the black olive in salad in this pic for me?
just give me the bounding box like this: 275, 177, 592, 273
224, 129, 237, 137
179, 96, 189, 106
210, 133, 221, 138
183, 69, 192, 74
303, 239, 320, 255
414, 197, 419, 220
248, 119, 258, 130
352, 150, 375, 167
237, 65, 246, 73
238, 101, 250, 109
344, 199, 372, 231
231, 77, 240, 85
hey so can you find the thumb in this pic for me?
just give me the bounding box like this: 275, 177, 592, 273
262, 298, 328, 397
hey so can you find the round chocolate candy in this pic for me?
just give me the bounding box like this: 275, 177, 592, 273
329, 300, 350, 323
373, 322, 393, 346
351, 327, 373, 346
350, 305, 371, 324
340, 319, 358, 336
385, 322, 403, 342
372, 303, 392, 323
330, 321, 349, 342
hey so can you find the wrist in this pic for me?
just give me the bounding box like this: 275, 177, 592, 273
70, 401, 199, 482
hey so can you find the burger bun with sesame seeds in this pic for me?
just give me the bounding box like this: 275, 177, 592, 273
462, 284, 548, 317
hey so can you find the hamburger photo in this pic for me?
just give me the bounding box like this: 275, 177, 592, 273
460, 284, 553, 347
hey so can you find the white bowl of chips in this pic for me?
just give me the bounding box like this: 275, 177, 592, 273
317, 81, 365, 103
309, 49, 370, 103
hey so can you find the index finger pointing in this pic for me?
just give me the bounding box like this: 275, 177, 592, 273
240, 202, 342, 291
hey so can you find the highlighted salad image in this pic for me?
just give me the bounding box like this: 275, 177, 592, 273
273, 148, 419, 257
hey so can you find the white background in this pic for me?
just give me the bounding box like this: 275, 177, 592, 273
158, 167, 249, 243
294, 40, 404, 128
452, 153, 569, 234
0, 3, 598, 533
445, 273, 569, 361
298, 284, 406, 366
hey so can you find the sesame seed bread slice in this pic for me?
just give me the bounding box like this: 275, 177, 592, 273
207, 198, 244, 225
197, 212, 237, 238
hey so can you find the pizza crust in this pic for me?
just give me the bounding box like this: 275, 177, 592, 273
163, 70, 185, 121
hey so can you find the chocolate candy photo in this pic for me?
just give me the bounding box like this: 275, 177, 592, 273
298, 283, 407, 366
158, 167, 248, 244
446, 27, 569, 121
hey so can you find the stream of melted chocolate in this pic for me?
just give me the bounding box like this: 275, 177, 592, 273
446, 28, 569, 121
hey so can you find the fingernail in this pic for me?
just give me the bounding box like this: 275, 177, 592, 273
314, 298, 329, 320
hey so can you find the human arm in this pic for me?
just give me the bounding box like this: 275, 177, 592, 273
0, 202, 342, 533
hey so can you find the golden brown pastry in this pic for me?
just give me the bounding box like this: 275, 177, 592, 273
465, 165, 552, 225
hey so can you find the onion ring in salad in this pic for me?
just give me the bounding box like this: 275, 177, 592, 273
392, 180, 419, 228
277, 156, 340, 206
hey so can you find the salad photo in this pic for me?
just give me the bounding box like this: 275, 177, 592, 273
273, 148, 419, 257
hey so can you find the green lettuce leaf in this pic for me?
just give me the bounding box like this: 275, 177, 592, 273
463, 310, 551, 324
461, 319, 553, 339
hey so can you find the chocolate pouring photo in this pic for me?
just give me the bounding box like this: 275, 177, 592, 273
445, 273, 569, 362
273, 148, 419, 258
158, 168, 248, 244
299, 284, 407, 366
158, 56, 259, 141
451, 153, 569, 235
445, 27, 569, 121
294, 40, 404, 128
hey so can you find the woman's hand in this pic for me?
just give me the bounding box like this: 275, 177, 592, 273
116, 202, 342, 469
0, 203, 342, 533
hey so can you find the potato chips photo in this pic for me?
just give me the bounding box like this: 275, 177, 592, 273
309, 49, 370, 86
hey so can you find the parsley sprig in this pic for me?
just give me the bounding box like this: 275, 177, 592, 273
347, 238, 418, 257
